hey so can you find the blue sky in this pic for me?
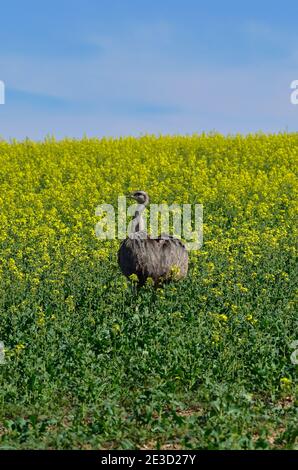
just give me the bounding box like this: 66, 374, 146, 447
0, 0, 297, 139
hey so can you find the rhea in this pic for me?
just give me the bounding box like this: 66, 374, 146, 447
118, 191, 188, 285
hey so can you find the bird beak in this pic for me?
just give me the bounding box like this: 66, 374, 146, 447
126, 193, 134, 199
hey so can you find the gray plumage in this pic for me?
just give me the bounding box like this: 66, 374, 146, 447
118, 191, 188, 285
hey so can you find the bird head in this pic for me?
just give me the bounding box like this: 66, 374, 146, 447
128, 191, 149, 205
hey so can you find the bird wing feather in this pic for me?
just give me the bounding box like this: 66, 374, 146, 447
118, 234, 188, 284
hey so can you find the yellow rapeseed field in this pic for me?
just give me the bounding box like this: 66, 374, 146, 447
0, 133, 297, 449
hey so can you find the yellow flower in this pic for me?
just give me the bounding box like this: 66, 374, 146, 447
112, 323, 121, 335
171, 311, 183, 319
65, 296, 75, 311
145, 276, 154, 287
211, 313, 228, 322
156, 287, 165, 298
212, 333, 221, 344
236, 283, 249, 293
246, 314, 258, 325
217, 314, 228, 322
129, 273, 138, 283
15, 343, 25, 354
210, 287, 223, 297
280, 377, 292, 387
169, 265, 181, 279
37, 316, 45, 326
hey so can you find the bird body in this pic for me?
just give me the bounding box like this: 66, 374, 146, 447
118, 191, 188, 285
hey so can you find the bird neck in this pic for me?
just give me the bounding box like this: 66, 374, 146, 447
131, 203, 146, 233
